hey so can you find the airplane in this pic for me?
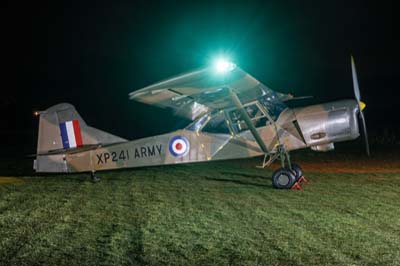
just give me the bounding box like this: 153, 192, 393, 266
33, 56, 369, 189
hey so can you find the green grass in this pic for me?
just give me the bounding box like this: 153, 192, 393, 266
1, 154, 400, 266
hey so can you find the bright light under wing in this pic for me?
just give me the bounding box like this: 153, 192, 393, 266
213, 58, 236, 73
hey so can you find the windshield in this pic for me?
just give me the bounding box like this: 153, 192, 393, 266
258, 90, 287, 120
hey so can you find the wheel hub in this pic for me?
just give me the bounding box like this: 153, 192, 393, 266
277, 174, 290, 186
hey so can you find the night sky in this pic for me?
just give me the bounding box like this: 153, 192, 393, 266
2, 0, 398, 153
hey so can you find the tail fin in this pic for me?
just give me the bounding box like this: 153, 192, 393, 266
34, 103, 126, 172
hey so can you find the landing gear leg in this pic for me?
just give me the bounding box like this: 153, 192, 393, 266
91, 171, 100, 182
278, 145, 291, 169
257, 153, 279, 168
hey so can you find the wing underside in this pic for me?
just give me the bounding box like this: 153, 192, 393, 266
129, 67, 281, 120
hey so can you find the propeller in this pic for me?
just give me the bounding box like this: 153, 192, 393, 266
351, 55, 370, 156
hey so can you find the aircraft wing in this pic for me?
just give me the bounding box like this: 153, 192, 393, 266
129, 66, 282, 120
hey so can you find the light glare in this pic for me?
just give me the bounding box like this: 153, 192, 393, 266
214, 58, 236, 73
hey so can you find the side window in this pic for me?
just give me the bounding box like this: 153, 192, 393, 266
186, 114, 210, 132
229, 104, 268, 133
259, 94, 286, 121
202, 112, 230, 134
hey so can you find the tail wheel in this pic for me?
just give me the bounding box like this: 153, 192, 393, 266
290, 163, 303, 181
272, 168, 296, 189
90, 171, 100, 183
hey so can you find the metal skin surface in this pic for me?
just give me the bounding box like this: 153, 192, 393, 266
34, 62, 364, 174
293, 99, 360, 147
34, 99, 361, 173
129, 66, 286, 121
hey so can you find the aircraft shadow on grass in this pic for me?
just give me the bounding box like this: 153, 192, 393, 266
204, 173, 272, 189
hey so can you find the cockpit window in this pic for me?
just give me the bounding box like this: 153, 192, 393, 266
258, 92, 286, 120
201, 112, 230, 134
186, 114, 210, 132
185, 89, 287, 134
229, 103, 269, 133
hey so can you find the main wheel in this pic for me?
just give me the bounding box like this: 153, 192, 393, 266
290, 163, 303, 181
272, 168, 296, 189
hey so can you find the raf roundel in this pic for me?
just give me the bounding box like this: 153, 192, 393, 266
169, 136, 190, 157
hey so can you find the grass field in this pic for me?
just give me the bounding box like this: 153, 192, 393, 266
1, 148, 400, 265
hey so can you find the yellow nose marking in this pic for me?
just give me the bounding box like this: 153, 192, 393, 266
359, 101, 366, 111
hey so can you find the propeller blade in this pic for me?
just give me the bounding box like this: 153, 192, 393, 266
350, 55, 361, 103
359, 110, 371, 156
351, 55, 361, 102
351, 55, 370, 156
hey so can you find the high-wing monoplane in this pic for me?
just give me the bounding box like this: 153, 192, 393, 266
33, 56, 369, 189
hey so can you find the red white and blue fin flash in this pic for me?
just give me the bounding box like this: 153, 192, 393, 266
59, 120, 83, 149
169, 136, 190, 157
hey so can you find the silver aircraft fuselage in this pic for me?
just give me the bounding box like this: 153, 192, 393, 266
34, 99, 360, 173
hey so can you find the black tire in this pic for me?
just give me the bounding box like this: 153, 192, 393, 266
272, 168, 296, 189
290, 163, 303, 181
91, 172, 100, 183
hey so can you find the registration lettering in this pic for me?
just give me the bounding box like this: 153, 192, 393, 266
96, 144, 162, 165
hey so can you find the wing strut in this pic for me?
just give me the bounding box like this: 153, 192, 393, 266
229, 89, 270, 155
